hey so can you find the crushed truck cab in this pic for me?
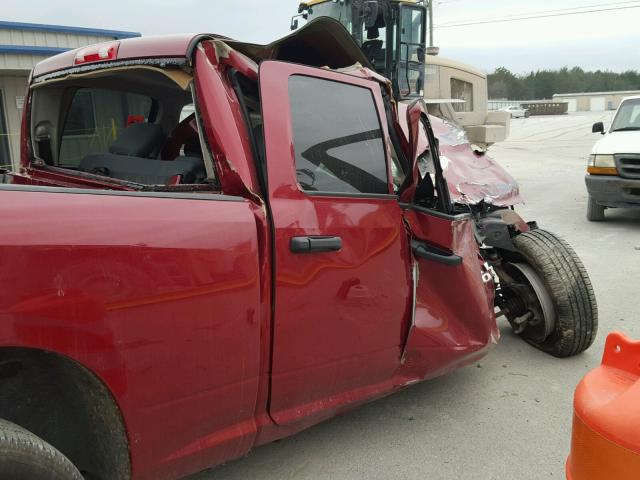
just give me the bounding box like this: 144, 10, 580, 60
0, 18, 596, 480
0, 20, 498, 480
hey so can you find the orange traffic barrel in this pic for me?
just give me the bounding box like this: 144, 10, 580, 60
567, 332, 640, 479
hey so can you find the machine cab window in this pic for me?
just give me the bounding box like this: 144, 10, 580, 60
294, 1, 427, 99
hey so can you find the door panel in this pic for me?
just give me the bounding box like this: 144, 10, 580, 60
259, 61, 412, 426
401, 208, 498, 382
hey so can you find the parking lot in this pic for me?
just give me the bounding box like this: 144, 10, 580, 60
196, 111, 640, 480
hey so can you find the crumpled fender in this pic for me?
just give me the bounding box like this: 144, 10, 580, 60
397, 103, 523, 207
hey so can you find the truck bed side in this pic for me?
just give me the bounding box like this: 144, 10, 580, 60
0, 185, 263, 479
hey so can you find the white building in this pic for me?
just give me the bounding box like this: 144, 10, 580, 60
0, 21, 140, 168
553, 90, 640, 113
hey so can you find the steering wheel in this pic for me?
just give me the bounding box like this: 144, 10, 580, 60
161, 113, 199, 160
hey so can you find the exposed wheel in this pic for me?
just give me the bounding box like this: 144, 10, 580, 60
586, 196, 605, 221
0, 419, 83, 480
502, 229, 598, 357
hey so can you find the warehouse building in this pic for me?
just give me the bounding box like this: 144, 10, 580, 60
553, 90, 640, 113
0, 21, 140, 169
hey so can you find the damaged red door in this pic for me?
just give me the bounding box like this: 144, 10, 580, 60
259, 61, 412, 428
397, 102, 499, 382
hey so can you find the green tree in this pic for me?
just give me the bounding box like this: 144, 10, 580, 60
487, 67, 640, 100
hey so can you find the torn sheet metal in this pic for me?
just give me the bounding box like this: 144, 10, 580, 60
430, 115, 523, 207
397, 103, 522, 207
398, 210, 499, 383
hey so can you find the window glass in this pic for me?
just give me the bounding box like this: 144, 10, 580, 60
59, 88, 153, 167
398, 8, 425, 97
0, 88, 11, 168
611, 99, 640, 131
362, 20, 387, 74
306, 2, 353, 32
389, 141, 405, 192
451, 78, 474, 113
401, 8, 423, 45
288, 75, 389, 195
180, 103, 195, 122
63, 90, 96, 136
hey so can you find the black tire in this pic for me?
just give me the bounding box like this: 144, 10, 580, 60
587, 195, 605, 221
0, 419, 83, 480
512, 229, 598, 357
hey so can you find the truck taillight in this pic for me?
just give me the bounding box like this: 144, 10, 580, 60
74, 42, 120, 65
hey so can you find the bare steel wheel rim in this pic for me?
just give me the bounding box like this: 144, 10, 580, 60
503, 262, 557, 343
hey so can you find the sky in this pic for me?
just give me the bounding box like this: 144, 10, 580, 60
2, 0, 638, 74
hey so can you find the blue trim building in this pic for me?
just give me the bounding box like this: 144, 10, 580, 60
0, 21, 140, 39
0, 21, 140, 167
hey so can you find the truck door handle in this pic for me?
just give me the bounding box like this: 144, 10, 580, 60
290, 236, 343, 254
411, 240, 463, 266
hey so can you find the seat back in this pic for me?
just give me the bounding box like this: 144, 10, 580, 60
79, 121, 207, 185
109, 123, 165, 158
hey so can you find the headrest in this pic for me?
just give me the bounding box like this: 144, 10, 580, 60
109, 123, 164, 158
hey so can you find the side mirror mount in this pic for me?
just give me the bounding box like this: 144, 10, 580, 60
592, 122, 605, 135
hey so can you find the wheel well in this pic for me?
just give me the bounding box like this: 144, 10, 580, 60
0, 348, 130, 480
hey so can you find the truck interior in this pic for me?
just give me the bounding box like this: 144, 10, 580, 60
24, 19, 376, 192
30, 66, 211, 188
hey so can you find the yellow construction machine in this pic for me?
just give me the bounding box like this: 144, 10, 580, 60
292, 0, 430, 100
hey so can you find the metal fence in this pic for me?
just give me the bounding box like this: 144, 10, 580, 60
521, 101, 568, 115
489, 100, 569, 115
488, 100, 523, 111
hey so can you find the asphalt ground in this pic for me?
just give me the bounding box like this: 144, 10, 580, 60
195, 111, 640, 480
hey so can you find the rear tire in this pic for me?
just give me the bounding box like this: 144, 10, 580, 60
0, 419, 83, 480
586, 196, 605, 221
512, 229, 598, 357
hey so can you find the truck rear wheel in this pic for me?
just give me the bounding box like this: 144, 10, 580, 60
586, 196, 605, 221
0, 419, 83, 480
503, 229, 598, 357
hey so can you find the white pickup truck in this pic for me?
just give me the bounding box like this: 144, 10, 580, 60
587, 95, 640, 221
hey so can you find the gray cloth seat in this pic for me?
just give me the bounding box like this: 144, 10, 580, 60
80, 154, 206, 185
109, 123, 165, 157
79, 122, 206, 185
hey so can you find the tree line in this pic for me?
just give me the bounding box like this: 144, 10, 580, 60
488, 67, 640, 100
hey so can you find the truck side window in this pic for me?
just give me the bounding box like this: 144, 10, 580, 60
289, 75, 389, 195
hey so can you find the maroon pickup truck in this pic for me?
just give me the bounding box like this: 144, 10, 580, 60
0, 19, 597, 480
